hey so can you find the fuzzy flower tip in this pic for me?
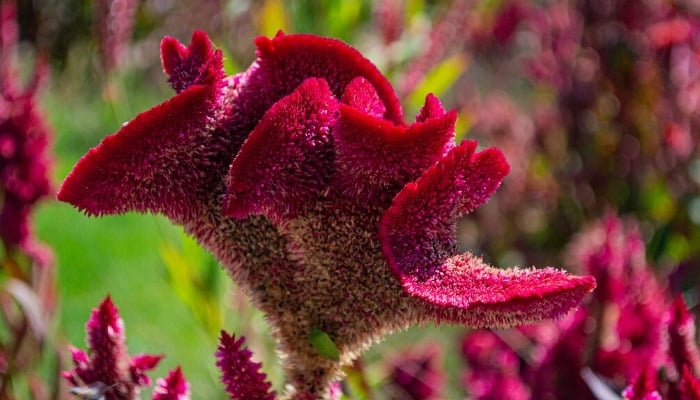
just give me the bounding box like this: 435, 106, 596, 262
152, 367, 190, 400
62, 296, 162, 400
216, 331, 275, 400
58, 31, 595, 397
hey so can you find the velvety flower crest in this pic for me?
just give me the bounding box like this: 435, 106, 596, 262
58, 30, 595, 398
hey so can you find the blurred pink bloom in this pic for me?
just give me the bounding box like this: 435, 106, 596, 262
152, 367, 190, 400
385, 343, 444, 400
0, 0, 52, 263
62, 296, 163, 400
376, 0, 404, 45
461, 330, 530, 400
95, 0, 137, 72
622, 364, 662, 400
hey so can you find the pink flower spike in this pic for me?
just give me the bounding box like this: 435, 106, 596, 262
85, 296, 127, 385
152, 367, 190, 400
63, 296, 164, 400
224, 78, 338, 221
161, 30, 224, 92
668, 296, 700, 378
681, 365, 700, 400
216, 331, 275, 400
380, 141, 595, 326
130, 354, 164, 385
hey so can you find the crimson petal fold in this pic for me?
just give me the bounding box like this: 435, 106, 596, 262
333, 94, 455, 205
57, 83, 224, 221
380, 141, 595, 326
224, 78, 338, 221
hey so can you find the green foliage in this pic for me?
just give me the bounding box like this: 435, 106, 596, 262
159, 230, 224, 339
309, 326, 340, 361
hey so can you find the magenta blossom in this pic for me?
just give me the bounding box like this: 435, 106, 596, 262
58, 31, 595, 398
62, 296, 163, 400
384, 342, 444, 400
216, 331, 275, 400
0, 0, 53, 264
152, 367, 190, 400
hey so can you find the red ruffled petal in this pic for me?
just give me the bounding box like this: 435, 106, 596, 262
334, 94, 455, 205
247, 32, 403, 124
57, 83, 224, 221
380, 141, 594, 325
224, 78, 338, 221
420, 254, 596, 327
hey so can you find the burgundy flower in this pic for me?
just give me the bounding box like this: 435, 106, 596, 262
215, 331, 275, 400
622, 364, 662, 400
461, 330, 530, 400
58, 31, 595, 397
681, 365, 700, 400
667, 296, 700, 381
62, 296, 163, 400
0, 0, 52, 263
152, 367, 190, 400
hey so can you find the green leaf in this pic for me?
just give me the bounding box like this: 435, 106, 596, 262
309, 326, 340, 361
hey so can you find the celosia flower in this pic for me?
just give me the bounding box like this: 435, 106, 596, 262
152, 367, 190, 400
62, 296, 163, 400
95, 0, 137, 72
681, 365, 700, 400
58, 31, 595, 398
216, 331, 275, 400
622, 364, 662, 400
461, 330, 530, 400
0, 0, 52, 264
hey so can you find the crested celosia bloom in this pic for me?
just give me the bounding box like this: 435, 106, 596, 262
58, 31, 595, 398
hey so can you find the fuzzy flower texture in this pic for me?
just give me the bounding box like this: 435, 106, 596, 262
58, 31, 596, 398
